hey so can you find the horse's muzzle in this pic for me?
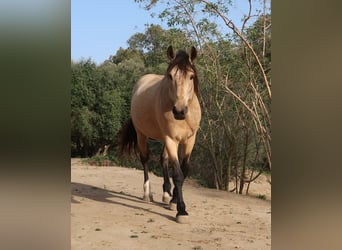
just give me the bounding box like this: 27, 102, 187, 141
172, 106, 188, 120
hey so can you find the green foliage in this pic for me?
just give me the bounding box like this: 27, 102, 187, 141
109, 47, 144, 64
190, 174, 210, 188
256, 194, 267, 200
87, 155, 113, 166
71, 59, 126, 157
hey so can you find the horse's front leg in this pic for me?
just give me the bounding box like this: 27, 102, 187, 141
180, 135, 196, 179
161, 145, 172, 203
170, 135, 196, 210
165, 137, 189, 223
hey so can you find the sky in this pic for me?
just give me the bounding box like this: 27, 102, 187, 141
71, 0, 269, 65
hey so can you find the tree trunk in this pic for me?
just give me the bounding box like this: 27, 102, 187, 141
103, 144, 110, 156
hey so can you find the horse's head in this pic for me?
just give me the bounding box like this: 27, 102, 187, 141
166, 46, 198, 120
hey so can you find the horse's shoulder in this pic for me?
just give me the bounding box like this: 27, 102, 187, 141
133, 74, 163, 99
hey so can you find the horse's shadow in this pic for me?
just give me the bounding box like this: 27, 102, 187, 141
71, 182, 175, 222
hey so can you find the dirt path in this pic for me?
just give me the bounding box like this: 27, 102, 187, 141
71, 159, 271, 250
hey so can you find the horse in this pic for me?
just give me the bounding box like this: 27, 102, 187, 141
118, 45, 201, 223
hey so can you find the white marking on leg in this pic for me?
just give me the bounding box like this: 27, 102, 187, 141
143, 180, 150, 195
143, 180, 153, 202
162, 192, 172, 203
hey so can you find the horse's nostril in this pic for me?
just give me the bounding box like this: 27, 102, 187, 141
172, 106, 177, 115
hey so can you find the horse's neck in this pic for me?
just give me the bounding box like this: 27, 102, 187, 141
158, 77, 173, 107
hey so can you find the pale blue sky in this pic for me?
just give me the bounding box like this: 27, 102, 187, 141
71, 0, 269, 65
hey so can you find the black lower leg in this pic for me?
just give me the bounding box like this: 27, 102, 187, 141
170, 185, 178, 204
163, 172, 172, 196
140, 153, 149, 183
172, 165, 187, 216
181, 157, 190, 179
161, 152, 172, 196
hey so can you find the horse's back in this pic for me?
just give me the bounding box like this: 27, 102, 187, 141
132, 74, 163, 111
133, 74, 163, 96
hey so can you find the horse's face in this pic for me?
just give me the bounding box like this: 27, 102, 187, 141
167, 67, 195, 120
166, 46, 198, 120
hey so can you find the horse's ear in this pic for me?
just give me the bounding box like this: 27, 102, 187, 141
190, 46, 197, 62
167, 46, 175, 60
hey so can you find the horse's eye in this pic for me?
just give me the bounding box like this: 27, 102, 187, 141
168, 74, 173, 80
190, 75, 194, 80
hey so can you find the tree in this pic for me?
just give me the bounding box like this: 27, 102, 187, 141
71, 59, 125, 157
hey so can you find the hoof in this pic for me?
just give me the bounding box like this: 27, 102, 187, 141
169, 202, 177, 211
162, 193, 172, 204
142, 195, 153, 202
176, 215, 190, 224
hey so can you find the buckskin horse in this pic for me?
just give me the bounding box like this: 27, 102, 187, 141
118, 46, 201, 223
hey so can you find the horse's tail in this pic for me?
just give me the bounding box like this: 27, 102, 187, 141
118, 118, 137, 156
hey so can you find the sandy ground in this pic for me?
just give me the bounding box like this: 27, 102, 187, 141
71, 158, 271, 250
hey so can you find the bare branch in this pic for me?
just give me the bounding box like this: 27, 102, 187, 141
198, 0, 271, 99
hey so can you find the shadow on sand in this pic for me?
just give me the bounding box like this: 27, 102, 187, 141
71, 182, 175, 222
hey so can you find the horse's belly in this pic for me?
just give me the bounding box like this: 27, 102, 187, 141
132, 115, 163, 140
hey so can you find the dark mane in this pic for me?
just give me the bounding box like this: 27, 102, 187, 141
166, 50, 199, 96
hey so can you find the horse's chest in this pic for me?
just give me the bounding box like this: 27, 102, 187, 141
174, 131, 193, 142
167, 120, 197, 142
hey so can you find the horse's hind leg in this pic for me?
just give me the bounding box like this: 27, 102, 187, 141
136, 131, 153, 202
161, 146, 172, 204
